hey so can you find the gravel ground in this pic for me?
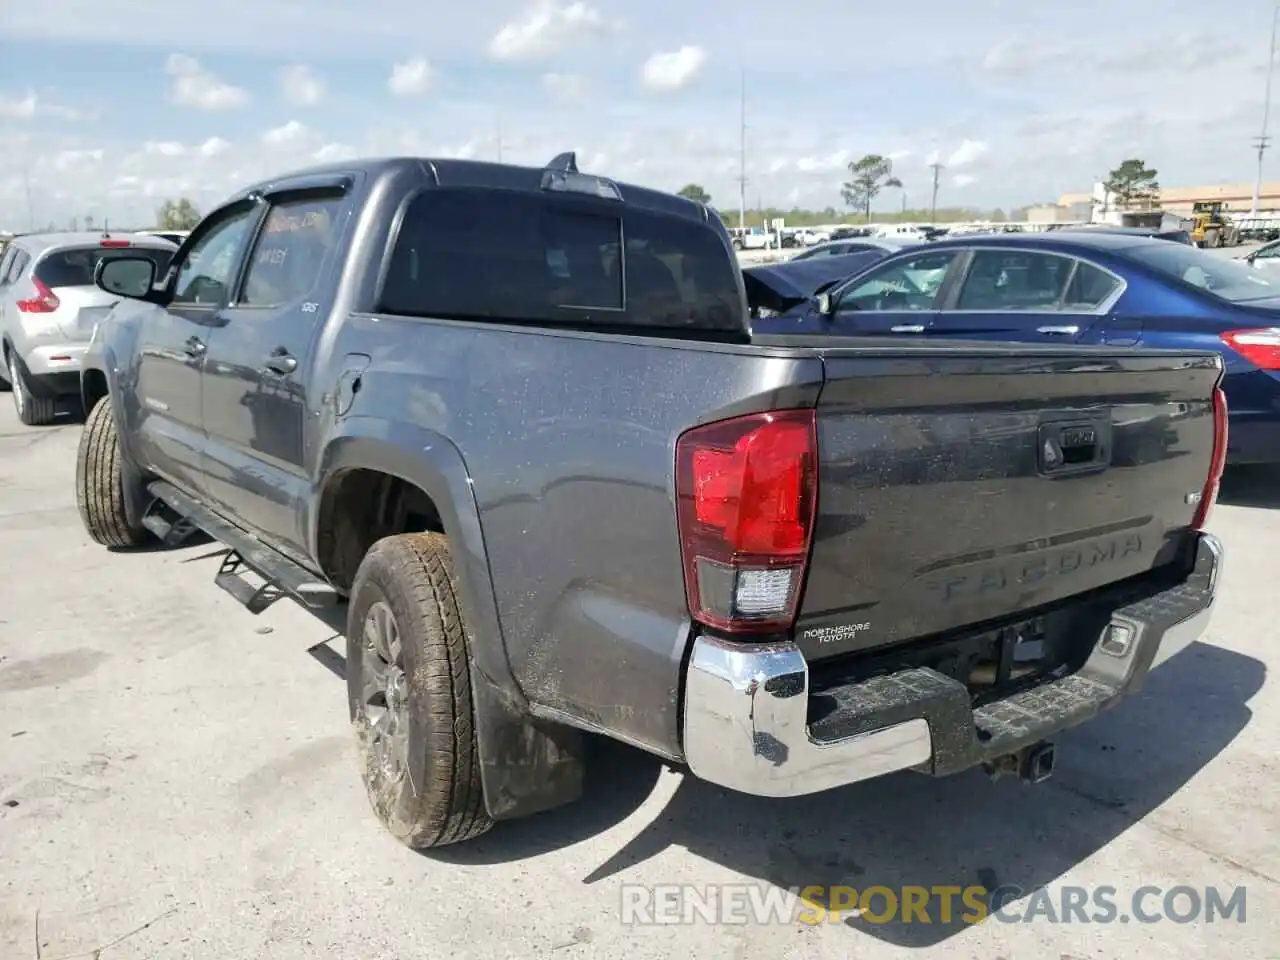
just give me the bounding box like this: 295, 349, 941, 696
1, 315, 1277, 959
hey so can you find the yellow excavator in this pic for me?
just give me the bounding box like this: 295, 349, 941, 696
1189, 202, 1241, 248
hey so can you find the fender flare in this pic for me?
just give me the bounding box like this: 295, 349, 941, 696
314, 421, 585, 820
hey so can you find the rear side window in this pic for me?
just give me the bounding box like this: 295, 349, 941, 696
379, 188, 743, 332
35, 246, 172, 289
1063, 262, 1122, 310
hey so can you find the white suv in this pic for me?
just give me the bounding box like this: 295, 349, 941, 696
0, 232, 177, 425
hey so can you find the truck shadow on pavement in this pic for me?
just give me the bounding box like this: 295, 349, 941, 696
436, 641, 1263, 948
1218, 465, 1280, 509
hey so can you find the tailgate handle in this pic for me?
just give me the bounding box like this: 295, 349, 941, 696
1038, 419, 1111, 476
1036, 325, 1080, 336
890, 324, 926, 333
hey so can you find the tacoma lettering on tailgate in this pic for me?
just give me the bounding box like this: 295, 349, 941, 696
924, 533, 1144, 603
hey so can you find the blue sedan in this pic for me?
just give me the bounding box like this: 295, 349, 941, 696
751, 231, 1280, 464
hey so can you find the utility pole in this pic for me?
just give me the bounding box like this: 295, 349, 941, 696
1253, 1, 1280, 214
22, 166, 35, 231
736, 70, 748, 231
928, 162, 943, 223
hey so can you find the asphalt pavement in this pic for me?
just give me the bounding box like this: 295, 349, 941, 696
1, 323, 1278, 958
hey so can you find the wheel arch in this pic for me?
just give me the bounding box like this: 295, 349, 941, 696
313, 424, 585, 821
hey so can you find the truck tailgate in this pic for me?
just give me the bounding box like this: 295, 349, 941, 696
798, 346, 1223, 661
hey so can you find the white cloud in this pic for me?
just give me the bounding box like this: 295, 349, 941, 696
388, 57, 433, 97
198, 136, 231, 157
144, 140, 186, 157
953, 174, 976, 188
53, 148, 104, 172
0, 92, 39, 119
164, 53, 248, 110
948, 139, 989, 167
641, 46, 707, 92
313, 142, 355, 162
278, 64, 325, 106
262, 121, 309, 147
0, 90, 91, 121
795, 150, 849, 174
488, 0, 603, 60
540, 72, 588, 102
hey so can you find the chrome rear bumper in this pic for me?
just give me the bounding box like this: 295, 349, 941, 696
682, 532, 1223, 798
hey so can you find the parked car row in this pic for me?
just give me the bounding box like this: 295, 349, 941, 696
746, 230, 1280, 464
12, 153, 1228, 855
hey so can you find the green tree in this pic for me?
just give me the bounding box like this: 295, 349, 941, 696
84, 214, 95, 231
840, 155, 901, 221
156, 197, 202, 230
677, 183, 711, 205
1104, 159, 1161, 209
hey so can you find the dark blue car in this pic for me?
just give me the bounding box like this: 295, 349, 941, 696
751, 232, 1280, 464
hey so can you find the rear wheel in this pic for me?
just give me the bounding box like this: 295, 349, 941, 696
346, 532, 492, 849
7, 352, 56, 426
75, 395, 150, 547
1205, 228, 1221, 249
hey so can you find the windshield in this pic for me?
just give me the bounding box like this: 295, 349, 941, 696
1123, 242, 1280, 302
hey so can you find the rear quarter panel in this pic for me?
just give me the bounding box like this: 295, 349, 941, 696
325, 316, 826, 757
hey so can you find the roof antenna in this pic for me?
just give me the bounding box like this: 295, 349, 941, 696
546, 152, 578, 173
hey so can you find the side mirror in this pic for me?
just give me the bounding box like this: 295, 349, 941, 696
95, 256, 159, 300
815, 292, 833, 316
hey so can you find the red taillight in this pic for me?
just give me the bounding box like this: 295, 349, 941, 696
675, 409, 818, 634
1221, 327, 1280, 370
99, 239, 130, 248
1193, 387, 1228, 530
16, 278, 60, 313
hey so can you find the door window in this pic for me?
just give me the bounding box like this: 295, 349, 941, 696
0, 248, 14, 286
955, 251, 1072, 311
836, 251, 958, 312
238, 195, 346, 308
171, 208, 257, 307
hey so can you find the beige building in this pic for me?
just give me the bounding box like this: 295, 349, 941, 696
1059, 180, 1280, 215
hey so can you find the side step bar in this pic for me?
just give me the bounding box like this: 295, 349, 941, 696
147, 480, 339, 615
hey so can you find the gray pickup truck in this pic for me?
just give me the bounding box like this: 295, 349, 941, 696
74, 154, 1227, 849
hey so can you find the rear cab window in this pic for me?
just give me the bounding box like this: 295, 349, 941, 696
378, 188, 744, 334
35, 243, 172, 289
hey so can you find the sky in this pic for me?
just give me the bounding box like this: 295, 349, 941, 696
0, 0, 1277, 228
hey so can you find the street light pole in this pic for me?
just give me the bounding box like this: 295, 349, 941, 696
1251, 0, 1280, 214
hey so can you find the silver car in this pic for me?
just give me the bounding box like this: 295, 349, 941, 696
0, 232, 177, 425
788, 237, 913, 262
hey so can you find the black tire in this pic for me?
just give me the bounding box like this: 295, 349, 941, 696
1205, 229, 1221, 249
75, 396, 150, 548
7, 351, 56, 426
346, 532, 492, 848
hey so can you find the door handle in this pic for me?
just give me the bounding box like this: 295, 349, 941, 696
263, 352, 298, 375
889, 324, 926, 334
1036, 325, 1080, 336
183, 336, 206, 357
